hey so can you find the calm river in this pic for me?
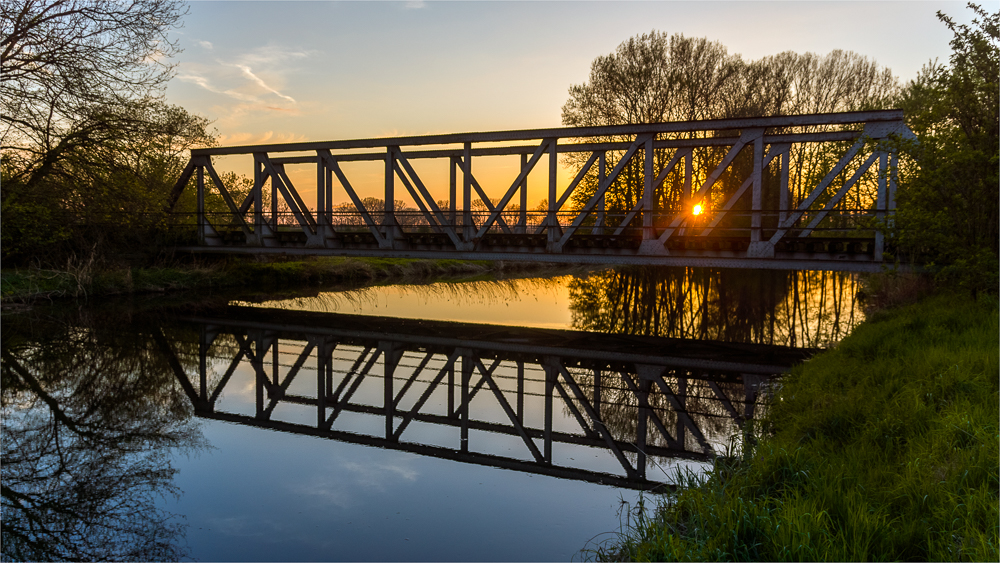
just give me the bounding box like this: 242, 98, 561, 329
1, 266, 863, 561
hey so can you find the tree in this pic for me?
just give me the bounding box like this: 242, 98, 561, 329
1, 0, 184, 155
1, 0, 214, 264
894, 3, 999, 294
1, 309, 204, 561
561, 32, 898, 227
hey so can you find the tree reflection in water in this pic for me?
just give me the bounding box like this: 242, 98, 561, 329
566, 267, 861, 450
1, 310, 204, 562
569, 267, 863, 347
561, 367, 766, 461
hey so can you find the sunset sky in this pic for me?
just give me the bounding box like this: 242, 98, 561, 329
165, 0, 974, 203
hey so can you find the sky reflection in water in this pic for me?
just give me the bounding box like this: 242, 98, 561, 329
3, 268, 862, 561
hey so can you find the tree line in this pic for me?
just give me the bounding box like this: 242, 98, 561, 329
1, 0, 211, 263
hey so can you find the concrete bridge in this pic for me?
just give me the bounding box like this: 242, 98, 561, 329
170, 110, 915, 272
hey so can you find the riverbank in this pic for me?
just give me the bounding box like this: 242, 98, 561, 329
0, 256, 580, 305
590, 291, 999, 561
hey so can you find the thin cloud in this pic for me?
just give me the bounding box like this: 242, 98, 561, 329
177, 73, 258, 102
234, 63, 296, 103
197, 40, 213, 49
176, 44, 309, 121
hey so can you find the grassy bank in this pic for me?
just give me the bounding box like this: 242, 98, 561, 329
0, 256, 566, 304
591, 291, 999, 561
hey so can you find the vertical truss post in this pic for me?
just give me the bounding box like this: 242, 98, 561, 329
271, 339, 279, 387
675, 376, 688, 449
316, 155, 330, 243
594, 153, 606, 235
888, 151, 898, 231
546, 138, 558, 250
385, 146, 398, 247
383, 342, 402, 440
196, 160, 206, 244
326, 341, 335, 401
779, 148, 790, 226
448, 354, 455, 416
252, 154, 265, 245
517, 361, 525, 423
463, 143, 473, 240
270, 161, 278, 230
450, 156, 457, 227
326, 158, 334, 233
544, 358, 555, 463
751, 135, 764, 243
253, 332, 265, 419
518, 153, 528, 234
643, 135, 654, 240
875, 151, 888, 261
317, 339, 328, 427
460, 349, 471, 452
685, 148, 693, 205
636, 375, 651, 478
198, 326, 209, 401
679, 149, 694, 237
594, 368, 602, 419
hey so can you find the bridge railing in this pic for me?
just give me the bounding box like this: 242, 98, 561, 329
171, 110, 914, 269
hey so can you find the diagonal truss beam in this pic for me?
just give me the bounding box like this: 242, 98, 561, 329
475, 139, 549, 239
699, 143, 788, 236
319, 150, 387, 246
655, 128, 763, 244
566, 134, 651, 239
767, 134, 868, 245
474, 358, 545, 463
799, 152, 879, 237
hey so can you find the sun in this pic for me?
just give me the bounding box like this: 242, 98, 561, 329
692, 204, 703, 216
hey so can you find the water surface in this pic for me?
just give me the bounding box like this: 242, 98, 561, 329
1, 267, 863, 561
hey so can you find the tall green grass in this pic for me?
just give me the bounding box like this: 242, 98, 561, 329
591, 292, 999, 561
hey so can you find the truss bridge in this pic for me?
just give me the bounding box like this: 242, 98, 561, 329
153, 307, 816, 489
170, 110, 914, 272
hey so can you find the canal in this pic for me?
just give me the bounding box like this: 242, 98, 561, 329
1, 266, 863, 561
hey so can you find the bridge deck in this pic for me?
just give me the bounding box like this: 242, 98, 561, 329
177, 230, 886, 271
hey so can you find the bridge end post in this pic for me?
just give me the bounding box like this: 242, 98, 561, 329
875, 151, 888, 261
196, 157, 206, 244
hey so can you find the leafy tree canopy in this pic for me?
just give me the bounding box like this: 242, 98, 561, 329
1, 0, 216, 264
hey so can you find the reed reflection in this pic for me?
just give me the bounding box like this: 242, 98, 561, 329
569, 267, 863, 347
0, 310, 203, 562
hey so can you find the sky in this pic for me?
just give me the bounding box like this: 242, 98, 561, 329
164, 0, 976, 202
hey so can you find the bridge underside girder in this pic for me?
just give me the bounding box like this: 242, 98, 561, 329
177, 232, 885, 271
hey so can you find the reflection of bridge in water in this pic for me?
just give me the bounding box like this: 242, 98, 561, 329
170, 111, 914, 272
155, 307, 814, 489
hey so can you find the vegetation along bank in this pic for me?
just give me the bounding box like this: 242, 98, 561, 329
0, 256, 574, 305
589, 288, 998, 561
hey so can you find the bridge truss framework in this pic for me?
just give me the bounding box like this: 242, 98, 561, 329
171, 110, 914, 271
154, 308, 812, 489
